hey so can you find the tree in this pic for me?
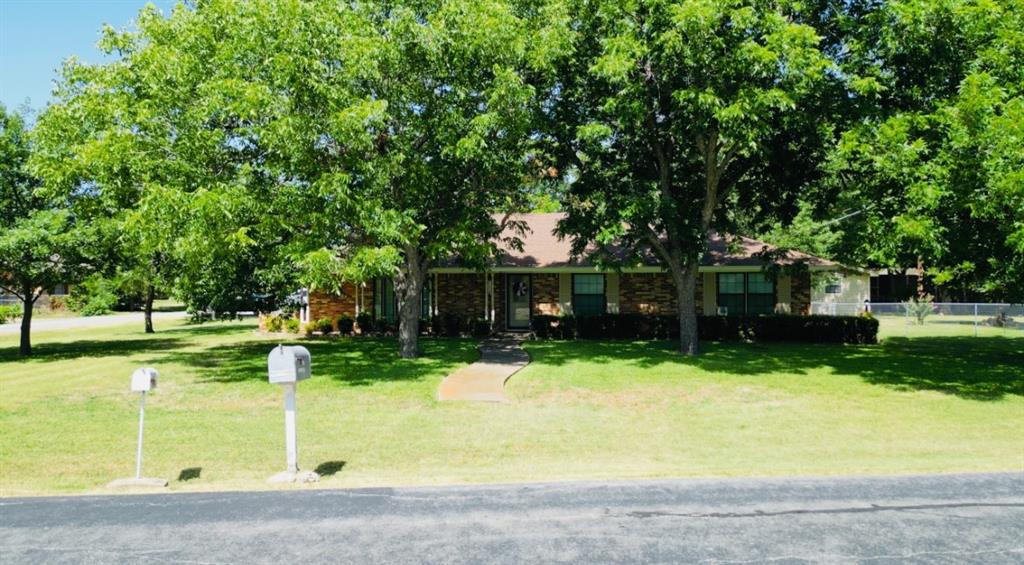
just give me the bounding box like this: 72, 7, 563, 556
36, 0, 564, 358
31, 3, 301, 329
0, 106, 96, 355
549, 0, 830, 354
818, 0, 1024, 301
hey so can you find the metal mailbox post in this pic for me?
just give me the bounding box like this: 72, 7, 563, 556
267, 345, 319, 483
107, 368, 168, 489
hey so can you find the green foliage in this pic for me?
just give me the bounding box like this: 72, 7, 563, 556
817, 0, 1024, 301
471, 319, 493, 338
336, 315, 355, 335
313, 318, 334, 334
757, 200, 841, 259
531, 313, 879, 344
904, 296, 934, 325
0, 105, 104, 353
284, 318, 301, 334
355, 312, 374, 335
265, 315, 284, 333
30, 0, 564, 356
550, 0, 831, 353
0, 305, 20, 324
65, 276, 118, 317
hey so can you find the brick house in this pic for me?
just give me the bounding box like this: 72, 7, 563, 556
303, 213, 862, 331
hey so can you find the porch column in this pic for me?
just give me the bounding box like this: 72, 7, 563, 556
432, 273, 439, 317
483, 273, 493, 321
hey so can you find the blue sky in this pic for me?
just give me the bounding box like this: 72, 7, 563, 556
1, 0, 175, 116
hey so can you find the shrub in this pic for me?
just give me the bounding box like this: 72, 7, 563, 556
265, 315, 284, 333
48, 296, 66, 312
66, 276, 117, 316
531, 315, 576, 339
337, 315, 355, 335
531, 315, 557, 339
529, 313, 877, 345
904, 296, 934, 325
471, 318, 492, 338
284, 317, 301, 334
375, 318, 397, 335
314, 317, 334, 334
356, 312, 374, 334
0, 304, 21, 324
439, 313, 464, 337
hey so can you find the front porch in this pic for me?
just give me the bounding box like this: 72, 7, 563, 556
305, 269, 811, 333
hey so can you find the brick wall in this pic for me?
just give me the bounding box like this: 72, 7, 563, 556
618, 272, 705, 316
436, 273, 485, 321
306, 282, 373, 330
791, 271, 811, 315
531, 274, 560, 315
620, 273, 676, 314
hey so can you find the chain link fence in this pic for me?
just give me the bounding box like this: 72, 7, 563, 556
811, 302, 1024, 338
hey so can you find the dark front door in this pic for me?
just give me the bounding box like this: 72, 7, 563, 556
506, 274, 531, 330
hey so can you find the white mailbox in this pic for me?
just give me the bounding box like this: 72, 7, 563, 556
268, 345, 311, 384
131, 367, 158, 392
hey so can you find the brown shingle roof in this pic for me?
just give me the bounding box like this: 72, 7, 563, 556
482, 212, 834, 269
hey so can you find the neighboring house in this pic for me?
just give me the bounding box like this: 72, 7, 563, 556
0, 284, 70, 308
305, 213, 866, 330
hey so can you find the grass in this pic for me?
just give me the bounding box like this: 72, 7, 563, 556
1, 317, 1021, 496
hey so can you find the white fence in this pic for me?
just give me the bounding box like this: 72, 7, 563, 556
811, 302, 1024, 337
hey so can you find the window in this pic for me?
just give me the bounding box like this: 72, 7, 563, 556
374, 277, 432, 323
374, 278, 393, 321
825, 283, 842, 294
746, 272, 775, 315
716, 273, 776, 316
421, 277, 433, 318
717, 273, 745, 317
572, 274, 606, 317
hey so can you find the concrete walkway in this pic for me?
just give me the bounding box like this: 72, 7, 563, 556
438, 338, 530, 401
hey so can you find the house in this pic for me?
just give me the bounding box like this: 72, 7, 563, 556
303, 213, 867, 330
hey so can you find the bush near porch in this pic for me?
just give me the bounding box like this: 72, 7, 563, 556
531, 313, 878, 344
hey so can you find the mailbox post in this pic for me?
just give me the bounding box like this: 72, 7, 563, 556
267, 345, 319, 483
108, 368, 168, 489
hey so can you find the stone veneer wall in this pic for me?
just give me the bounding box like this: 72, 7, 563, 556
531, 274, 561, 316
790, 271, 811, 315
436, 273, 486, 321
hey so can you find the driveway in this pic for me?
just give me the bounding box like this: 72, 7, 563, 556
1, 472, 1021, 563
0, 311, 187, 335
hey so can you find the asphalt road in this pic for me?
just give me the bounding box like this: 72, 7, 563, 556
0, 311, 187, 335
2, 473, 1022, 564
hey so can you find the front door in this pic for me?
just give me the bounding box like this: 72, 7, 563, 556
506, 274, 531, 330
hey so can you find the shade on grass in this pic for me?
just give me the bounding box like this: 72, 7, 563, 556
1, 318, 1021, 495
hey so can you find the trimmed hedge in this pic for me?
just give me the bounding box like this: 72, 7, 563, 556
531, 313, 878, 344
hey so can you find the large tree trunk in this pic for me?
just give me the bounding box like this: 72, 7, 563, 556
672, 263, 700, 356
394, 247, 425, 359
144, 283, 156, 334
19, 285, 34, 356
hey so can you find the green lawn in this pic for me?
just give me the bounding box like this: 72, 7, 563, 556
1, 318, 1021, 496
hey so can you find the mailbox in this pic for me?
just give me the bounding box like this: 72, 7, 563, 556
268, 345, 311, 384
131, 368, 158, 392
